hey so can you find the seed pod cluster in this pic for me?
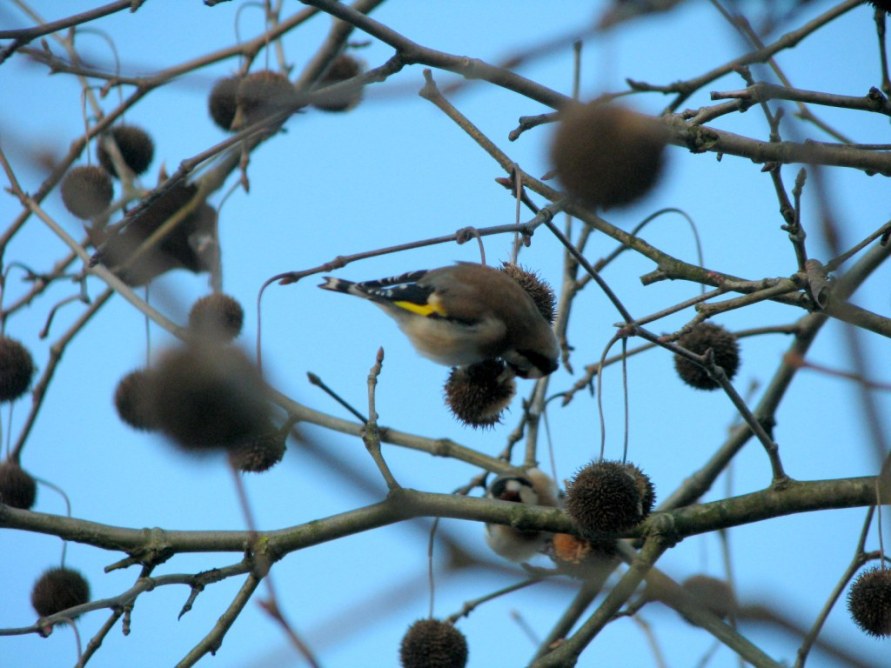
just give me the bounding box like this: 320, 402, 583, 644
500, 263, 556, 324
228, 428, 287, 473
114, 369, 158, 431
550, 101, 668, 209
399, 618, 468, 668
149, 345, 270, 453
233, 70, 297, 129
444, 359, 516, 428
0, 336, 35, 402
681, 575, 737, 621
31, 567, 91, 619
60, 166, 113, 219
564, 460, 655, 537
97, 124, 155, 178
313, 54, 364, 112
0, 460, 37, 509
188, 294, 245, 343
208, 75, 242, 131
674, 322, 740, 390
848, 566, 891, 637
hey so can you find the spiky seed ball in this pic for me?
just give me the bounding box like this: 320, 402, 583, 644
674, 322, 740, 391
400, 618, 468, 668
209, 76, 241, 131
0, 460, 37, 509
114, 369, 157, 431
682, 575, 737, 621
0, 336, 34, 402
60, 166, 113, 219
444, 359, 516, 428
229, 428, 286, 473
868, 1, 891, 14
313, 54, 364, 112
188, 294, 245, 342
97, 125, 155, 177
149, 345, 270, 452
550, 101, 668, 209
565, 460, 653, 536
500, 263, 556, 324
848, 566, 891, 637
233, 70, 296, 128
31, 567, 90, 618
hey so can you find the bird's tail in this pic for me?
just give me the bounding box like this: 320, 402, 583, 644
318, 276, 358, 294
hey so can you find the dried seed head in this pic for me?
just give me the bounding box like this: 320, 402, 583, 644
60, 166, 113, 219
149, 345, 270, 452
31, 567, 90, 618
228, 428, 287, 473
188, 294, 245, 342
400, 618, 469, 668
848, 566, 891, 637
233, 70, 296, 129
674, 322, 741, 390
500, 263, 556, 324
0, 336, 35, 402
565, 460, 654, 536
550, 101, 667, 209
313, 54, 364, 112
0, 460, 37, 509
682, 575, 737, 621
868, 1, 891, 14
114, 369, 158, 431
209, 75, 241, 131
97, 124, 155, 177
444, 359, 516, 428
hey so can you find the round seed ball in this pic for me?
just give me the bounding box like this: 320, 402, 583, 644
60, 165, 113, 219
400, 618, 468, 668
313, 53, 364, 112
97, 124, 154, 177
674, 322, 740, 390
149, 345, 270, 452
228, 428, 286, 473
208, 75, 241, 131
565, 460, 654, 536
0, 460, 37, 509
31, 567, 90, 618
234, 70, 296, 128
444, 359, 516, 428
848, 566, 891, 637
114, 369, 158, 431
188, 294, 245, 342
682, 575, 737, 620
550, 101, 668, 209
0, 336, 34, 402
500, 263, 556, 324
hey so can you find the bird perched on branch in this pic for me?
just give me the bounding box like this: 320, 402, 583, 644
319, 263, 559, 378
485, 469, 560, 562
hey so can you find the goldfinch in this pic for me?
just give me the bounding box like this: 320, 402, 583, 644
319, 263, 559, 378
485, 468, 560, 562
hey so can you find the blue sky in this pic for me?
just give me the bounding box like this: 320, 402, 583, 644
1, 1, 889, 666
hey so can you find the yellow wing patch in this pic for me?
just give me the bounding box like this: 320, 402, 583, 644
393, 294, 447, 317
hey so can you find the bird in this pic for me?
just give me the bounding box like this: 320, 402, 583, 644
319, 263, 559, 378
485, 469, 560, 562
